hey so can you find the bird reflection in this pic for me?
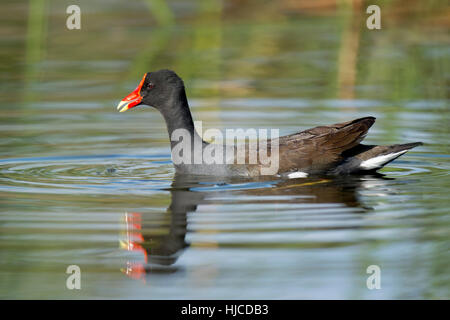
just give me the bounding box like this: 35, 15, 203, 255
120, 173, 391, 281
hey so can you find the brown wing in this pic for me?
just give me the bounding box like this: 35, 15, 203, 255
274, 117, 376, 173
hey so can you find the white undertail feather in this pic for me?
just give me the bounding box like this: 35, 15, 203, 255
359, 150, 408, 170
287, 171, 308, 178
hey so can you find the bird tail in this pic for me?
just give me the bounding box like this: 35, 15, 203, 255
334, 142, 422, 174
357, 142, 422, 171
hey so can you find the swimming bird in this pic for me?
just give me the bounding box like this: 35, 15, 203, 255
117, 69, 422, 177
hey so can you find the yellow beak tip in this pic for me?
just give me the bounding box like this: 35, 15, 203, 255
117, 101, 130, 112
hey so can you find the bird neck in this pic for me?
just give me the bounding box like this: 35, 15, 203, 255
159, 87, 203, 149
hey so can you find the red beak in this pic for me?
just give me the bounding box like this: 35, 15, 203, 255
117, 74, 146, 112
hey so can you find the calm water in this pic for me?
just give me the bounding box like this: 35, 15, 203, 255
0, 1, 449, 299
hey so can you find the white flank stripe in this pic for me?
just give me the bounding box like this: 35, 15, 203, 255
287, 171, 308, 178
360, 150, 408, 170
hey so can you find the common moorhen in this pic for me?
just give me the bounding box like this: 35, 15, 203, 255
117, 69, 422, 177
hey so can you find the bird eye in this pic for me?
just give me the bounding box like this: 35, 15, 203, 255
147, 82, 154, 89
